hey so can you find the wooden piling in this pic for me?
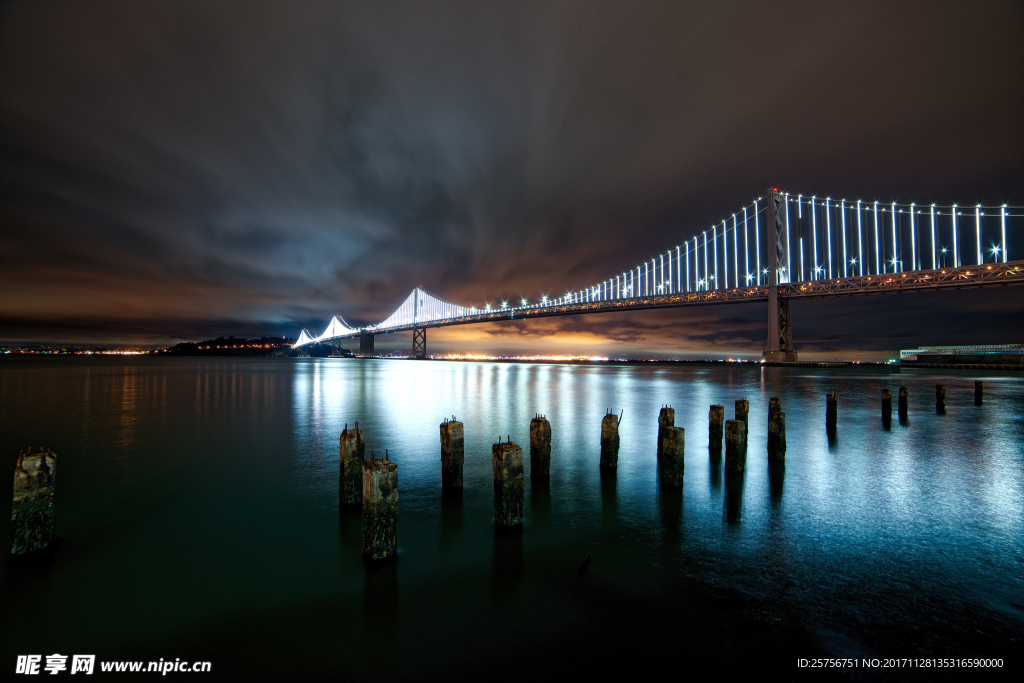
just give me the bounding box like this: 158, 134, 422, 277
492, 440, 524, 526
529, 415, 552, 480
935, 384, 946, 411
724, 420, 747, 474
362, 452, 398, 560
659, 426, 685, 488
767, 397, 786, 462
882, 388, 892, 421
600, 411, 620, 469
735, 399, 749, 426
340, 423, 365, 506
709, 405, 725, 451
898, 386, 909, 418
657, 406, 675, 460
439, 418, 464, 490
826, 393, 838, 429
975, 380, 983, 405
11, 448, 57, 555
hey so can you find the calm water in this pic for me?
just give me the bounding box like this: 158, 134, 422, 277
2, 357, 1023, 678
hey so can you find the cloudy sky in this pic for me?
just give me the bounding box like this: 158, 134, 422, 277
1, 0, 1022, 357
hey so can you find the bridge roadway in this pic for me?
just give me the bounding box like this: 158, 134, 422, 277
327, 260, 1024, 339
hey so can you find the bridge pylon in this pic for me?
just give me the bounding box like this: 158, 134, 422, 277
411, 328, 427, 358
764, 187, 798, 362
359, 331, 375, 357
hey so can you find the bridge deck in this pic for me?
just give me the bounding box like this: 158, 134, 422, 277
327, 260, 1024, 338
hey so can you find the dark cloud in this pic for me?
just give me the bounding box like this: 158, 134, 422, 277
1, 0, 1022, 355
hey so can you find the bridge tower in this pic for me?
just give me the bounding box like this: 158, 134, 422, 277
764, 188, 797, 362
411, 288, 427, 358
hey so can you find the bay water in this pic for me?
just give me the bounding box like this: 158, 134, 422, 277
2, 357, 1022, 678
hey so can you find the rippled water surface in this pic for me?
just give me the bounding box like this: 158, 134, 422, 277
2, 357, 1022, 678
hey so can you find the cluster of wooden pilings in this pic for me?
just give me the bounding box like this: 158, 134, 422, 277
657, 406, 684, 487
438, 416, 544, 528
875, 381, 983, 428
7, 381, 992, 558
336, 380, 989, 559
705, 399, 761, 474
339, 422, 399, 561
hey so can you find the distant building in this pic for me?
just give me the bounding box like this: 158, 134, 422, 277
900, 344, 1024, 365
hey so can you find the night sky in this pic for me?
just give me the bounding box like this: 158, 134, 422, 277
2, 1, 1022, 358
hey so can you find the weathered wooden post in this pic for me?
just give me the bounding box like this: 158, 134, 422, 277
11, 448, 57, 555
492, 440, 524, 526
439, 417, 464, 490
826, 393, 838, 430
659, 426, 685, 487
767, 397, 786, 462
935, 384, 946, 412
530, 415, 552, 480
363, 451, 398, 560
709, 405, 725, 451
724, 420, 747, 474
600, 411, 620, 469
340, 423, 365, 506
898, 386, 909, 420
975, 380, 984, 405
735, 399, 749, 427
882, 388, 892, 423
657, 406, 675, 460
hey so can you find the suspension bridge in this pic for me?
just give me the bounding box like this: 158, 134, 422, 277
294, 188, 1024, 360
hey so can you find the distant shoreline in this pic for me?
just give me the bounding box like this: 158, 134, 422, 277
6, 352, 1021, 371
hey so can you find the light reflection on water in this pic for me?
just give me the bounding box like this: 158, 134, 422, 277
290, 358, 1024, 609
1, 357, 1022, 674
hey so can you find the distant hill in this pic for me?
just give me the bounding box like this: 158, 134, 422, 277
158, 336, 297, 357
